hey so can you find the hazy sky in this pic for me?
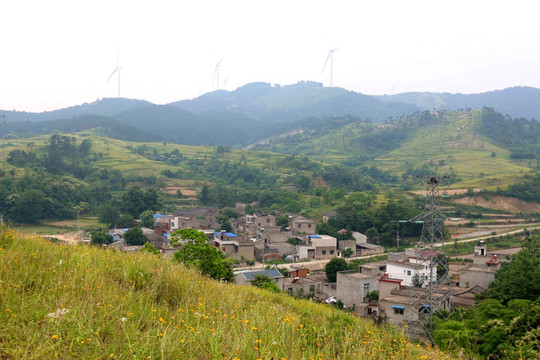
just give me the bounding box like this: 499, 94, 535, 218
2, 0, 540, 112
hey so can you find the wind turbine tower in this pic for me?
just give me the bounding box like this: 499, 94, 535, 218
107, 46, 122, 97
322, 48, 338, 87
213, 58, 223, 91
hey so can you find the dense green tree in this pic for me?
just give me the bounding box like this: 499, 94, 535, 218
98, 204, 120, 228
141, 242, 160, 255
140, 210, 155, 228
294, 175, 311, 191
484, 236, 540, 303
123, 227, 147, 246
251, 274, 280, 293
220, 208, 239, 219
121, 186, 147, 218
117, 214, 135, 228
8, 190, 45, 223
325, 258, 349, 282
199, 185, 210, 205
220, 220, 233, 233
277, 215, 290, 231
342, 247, 354, 258
171, 228, 234, 282
90, 230, 113, 245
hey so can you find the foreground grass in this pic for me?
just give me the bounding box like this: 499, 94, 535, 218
0, 228, 456, 360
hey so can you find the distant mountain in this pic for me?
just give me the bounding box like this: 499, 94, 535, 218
3, 84, 540, 147
112, 104, 263, 146
169, 81, 420, 123
2, 98, 153, 123
378, 86, 540, 120
4, 114, 160, 142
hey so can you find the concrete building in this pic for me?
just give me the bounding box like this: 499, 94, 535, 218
336, 264, 381, 308
459, 255, 501, 289
282, 269, 325, 297
290, 216, 317, 235
297, 235, 337, 260
213, 231, 255, 260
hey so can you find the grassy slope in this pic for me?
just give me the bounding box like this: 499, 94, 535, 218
371, 110, 530, 188
2, 134, 313, 185
0, 229, 455, 360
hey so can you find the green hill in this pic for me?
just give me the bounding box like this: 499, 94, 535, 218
171, 81, 419, 123
252, 109, 536, 188
0, 228, 454, 359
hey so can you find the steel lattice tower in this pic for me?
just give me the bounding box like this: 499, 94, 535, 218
405, 175, 452, 344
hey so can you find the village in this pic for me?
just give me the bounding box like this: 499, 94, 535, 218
98, 202, 520, 329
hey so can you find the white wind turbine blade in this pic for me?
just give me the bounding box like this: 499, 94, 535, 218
107, 67, 118, 81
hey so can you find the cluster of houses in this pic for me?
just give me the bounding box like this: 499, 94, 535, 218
108, 204, 385, 263
235, 240, 510, 327
105, 204, 511, 328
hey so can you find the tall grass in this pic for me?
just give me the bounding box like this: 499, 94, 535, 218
0, 227, 456, 359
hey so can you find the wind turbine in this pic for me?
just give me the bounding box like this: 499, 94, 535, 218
107, 46, 122, 97
321, 48, 338, 87
212, 58, 223, 91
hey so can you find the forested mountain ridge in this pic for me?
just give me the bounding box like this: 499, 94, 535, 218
170, 81, 420, 123
379, 86, 540, 120
2, 84, 540, 150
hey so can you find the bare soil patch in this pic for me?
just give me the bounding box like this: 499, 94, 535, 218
163, 187, 198, 198
453, 196, 540, 212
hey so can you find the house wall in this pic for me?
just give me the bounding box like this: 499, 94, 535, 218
292, 221, 316, 234
379, 298, 416, 326
339, 240, 356, 250
387, 262, 432, 287
283, 279, 321, 296
358, 246, 385, 257
378, 280, 401, 300
459, 267, 496, 289
237, 244, 255, 260
336, 272, 379, 308
316, 246, 337, 259
297, 246, 315, 260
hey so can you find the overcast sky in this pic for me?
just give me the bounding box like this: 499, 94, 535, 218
2, 0, 540, 112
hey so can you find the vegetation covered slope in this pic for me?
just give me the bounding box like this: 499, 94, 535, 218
379, 86, 540, 120
253, 109, 535, 188
0, 228, 453, 359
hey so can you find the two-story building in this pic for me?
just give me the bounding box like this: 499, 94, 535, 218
297, 235, 337, 260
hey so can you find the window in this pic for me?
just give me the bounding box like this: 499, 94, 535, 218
330, 250, 334, 255
298, 224, 302, 228
322, 250, 327, 255
287, 288, 293, 294
308, 224, 312, 228
363, 283, 370, 291
407, 270, 411, 276
266, 219, 270, 223
309, 285, 315, 293
394, 308, 404, 315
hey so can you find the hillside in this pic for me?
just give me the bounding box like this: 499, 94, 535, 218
170, 81, 420, 123
0, 229, 454, 359
252, 109, 536, 188
379, 86, 540, 120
